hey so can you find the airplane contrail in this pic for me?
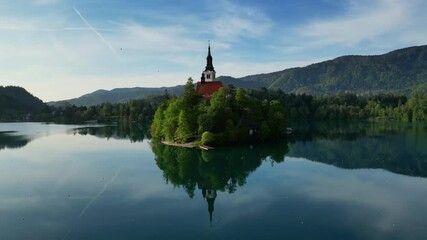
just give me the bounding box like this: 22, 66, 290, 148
0, 26, 113, 32
73, 6, 119, 57
78, 168, 121, 219
62, 167, 122, 240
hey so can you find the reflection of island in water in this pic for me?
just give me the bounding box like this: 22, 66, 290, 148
151, 140, 289, 225
289, 121, 427, 178
69, 122, 149, 142
0, 132, 32, 150
150, 121, 427, 223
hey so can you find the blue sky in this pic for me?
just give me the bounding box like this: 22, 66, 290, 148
1, 0, 426, 101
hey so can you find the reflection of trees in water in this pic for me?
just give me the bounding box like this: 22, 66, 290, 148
151, 140, 289, 224
0, 132, 31, 150
152, 141, 289, 197
289, 121, 427, 178
288, 120, 425, 142
71, 122, 150, 142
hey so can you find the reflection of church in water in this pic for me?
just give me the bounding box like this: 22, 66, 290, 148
201, 185, 217, 226
197, 43, 220, 225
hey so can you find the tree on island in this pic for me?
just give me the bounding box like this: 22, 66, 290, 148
150, 78, 288, 145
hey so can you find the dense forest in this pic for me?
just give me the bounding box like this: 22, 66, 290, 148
248, 88, 427, 121
150, 79, 288, 145
43, 86, 427, 124
220, 45, 427, 95
37, 95, 163, 123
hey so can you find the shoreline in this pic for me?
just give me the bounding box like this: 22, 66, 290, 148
161, 141, 214, 150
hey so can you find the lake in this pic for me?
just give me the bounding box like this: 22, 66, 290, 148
1, 121, 427, 240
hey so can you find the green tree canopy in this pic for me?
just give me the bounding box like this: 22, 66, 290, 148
151, 82, 289, 145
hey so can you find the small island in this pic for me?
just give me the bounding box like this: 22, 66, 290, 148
150, 45, 288, 147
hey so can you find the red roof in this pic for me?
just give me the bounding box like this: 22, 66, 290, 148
195, 81, 223, 97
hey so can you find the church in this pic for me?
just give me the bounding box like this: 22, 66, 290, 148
195, 43, 224, 98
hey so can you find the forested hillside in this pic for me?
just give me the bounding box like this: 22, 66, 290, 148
0, 86, 47, 121
219, 45, 427, 95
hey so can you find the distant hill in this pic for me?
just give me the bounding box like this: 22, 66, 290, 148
219, 45, 427, 95
50, 45, 427, 107
49, 86, 184, 107
0, 86, 47, 120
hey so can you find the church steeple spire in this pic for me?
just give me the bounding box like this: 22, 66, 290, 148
202, 41, 216, 82
205, 41, 215, 71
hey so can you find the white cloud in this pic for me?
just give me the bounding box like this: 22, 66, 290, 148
117, 23, 203, 53
211, 0, 272, 42
297, 0, 408, 47
296, 0, 427, 48
33, 0, 59, 5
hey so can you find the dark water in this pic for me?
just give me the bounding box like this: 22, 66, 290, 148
0, 121, 426, 240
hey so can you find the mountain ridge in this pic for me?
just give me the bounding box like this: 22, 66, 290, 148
49, 85, 184, 107
50, 45, 427, 106
221, 44, 427, 95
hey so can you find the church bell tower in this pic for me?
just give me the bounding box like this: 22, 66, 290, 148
202, 41, 216, 82
195, 41, 223, 99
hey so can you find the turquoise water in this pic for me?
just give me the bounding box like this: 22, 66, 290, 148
0, 122, 426, 239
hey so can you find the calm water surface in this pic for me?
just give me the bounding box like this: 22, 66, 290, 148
0, 122, 426, 240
